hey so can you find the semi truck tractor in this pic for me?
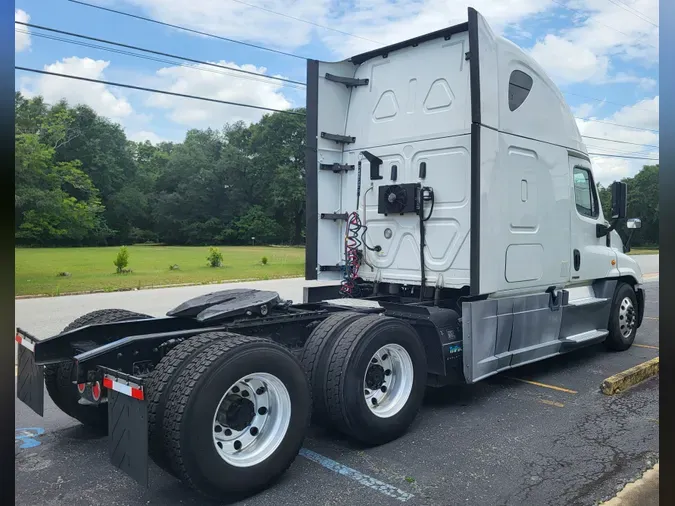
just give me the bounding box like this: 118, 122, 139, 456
16, 7, 645, 500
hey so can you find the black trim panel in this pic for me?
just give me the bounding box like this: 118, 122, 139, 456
468, 8, 481, 296
305, 59, 319, 280
350, 22, 469, 65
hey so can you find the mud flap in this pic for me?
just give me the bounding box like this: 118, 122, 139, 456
16, 332, 44, 417
105, 370, 149, 487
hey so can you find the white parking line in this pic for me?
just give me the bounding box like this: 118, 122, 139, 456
300, 448, 414, 502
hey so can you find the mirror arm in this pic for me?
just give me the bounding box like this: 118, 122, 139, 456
623, 229, 636, 254
596, 218, 619, 238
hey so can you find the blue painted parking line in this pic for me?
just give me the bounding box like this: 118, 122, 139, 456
300, 448, 414, 502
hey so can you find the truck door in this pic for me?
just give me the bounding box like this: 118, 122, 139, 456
568, 155, 613, 283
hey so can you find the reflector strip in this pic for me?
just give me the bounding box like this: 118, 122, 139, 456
15, 333, 35, 352
103, 376, 144, 400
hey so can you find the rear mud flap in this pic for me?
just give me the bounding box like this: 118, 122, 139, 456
16, 344, 44, 417
105, 371, 149, 487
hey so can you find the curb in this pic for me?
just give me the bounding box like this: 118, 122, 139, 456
15, 275, 304, 300
600, 357, 659, 395
599, 463, 659, 505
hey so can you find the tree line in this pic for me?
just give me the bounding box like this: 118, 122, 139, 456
15, 92, 658, 248
15, 92, 306, 247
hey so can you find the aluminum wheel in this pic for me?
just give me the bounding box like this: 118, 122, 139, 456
618, 296, 636, 338
363, 344, 414, 418
212, 373, 291, 468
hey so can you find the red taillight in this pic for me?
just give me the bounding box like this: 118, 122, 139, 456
91, 381, 101, 401
15, 334, 21, 344
77, 383, 86, 394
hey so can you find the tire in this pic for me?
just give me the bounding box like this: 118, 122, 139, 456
44, 309, 152, 431
604, 282, 639, 351
146, 331, 235, 474
162, 335, 311, 499
299, 312, 366, 423
323, 314, 427, 445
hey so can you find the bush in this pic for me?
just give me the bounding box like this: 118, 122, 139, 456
261, 256, 268, 265
114, 246, 129, 274
207, 247, 223, 268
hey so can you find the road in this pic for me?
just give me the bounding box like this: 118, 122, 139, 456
15, 273, 659, 506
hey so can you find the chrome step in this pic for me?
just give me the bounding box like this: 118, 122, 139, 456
561, 329, 608, 344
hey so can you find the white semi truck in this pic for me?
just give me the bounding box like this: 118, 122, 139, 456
16, 7, 645, 501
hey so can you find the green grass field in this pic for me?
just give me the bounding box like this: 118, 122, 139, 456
628, 247, 659, 255
15, 245, 305, 297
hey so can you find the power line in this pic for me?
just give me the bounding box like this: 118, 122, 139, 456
604, 0, 659, 28
588, 153, 659, 160
15, 23, 305, 89
575, 116, 659, 133
564, 91, 655, 112
582, 135, 658, 148
585, 143, 656, 156
67, 0, 308, 60
549, 0, 657, 49
15, 66, 305, 116
227, 0, 381, 45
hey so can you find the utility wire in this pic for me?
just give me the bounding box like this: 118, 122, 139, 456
563, 90, 655, 112
67, 0, 308, 60
549, 0, 657, 49
604, 0, 659, 28
15, 24, 305, 89
15, 66, 305, 116
227, 0, 381, 45
575, 116, 659, 133
585, 143, 656, 155
16, 67, 659, 159
582, 135, 658, 148
588, 153, 659, 160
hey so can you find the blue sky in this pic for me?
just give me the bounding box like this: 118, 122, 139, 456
15, 0, 659, 183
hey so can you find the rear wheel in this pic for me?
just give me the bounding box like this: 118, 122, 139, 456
605, 282, 638, 351
162, 335, 311, 499
299, 311, 366, 423
322, 314, 427, 445
146, 331, 235, 474
44, 309, 152, 431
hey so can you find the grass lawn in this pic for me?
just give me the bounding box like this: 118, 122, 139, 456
628, 247, 659, 255
15, 245, 305, 297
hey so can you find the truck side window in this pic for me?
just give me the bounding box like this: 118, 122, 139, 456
509, 70, 533, 111
573, 167, 599, 218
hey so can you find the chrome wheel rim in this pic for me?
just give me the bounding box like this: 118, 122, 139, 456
618, 296, 636, 338
212, 373, 291, 468
363, 344, 414, 418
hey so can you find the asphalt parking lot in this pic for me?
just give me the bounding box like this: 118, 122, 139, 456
15, 279, 659, 506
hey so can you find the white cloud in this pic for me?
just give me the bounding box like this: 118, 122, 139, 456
20, 56, 133, 119
15, 9, 31, 52
577, 96, 659, 184
530, 35, 609, 84
127, 130, 168, 144
528, 0, 658, 85
144, 61, 293, 126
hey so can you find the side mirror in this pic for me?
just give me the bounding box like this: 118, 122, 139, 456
627, 218, 642, 229
610, 181, 627, 219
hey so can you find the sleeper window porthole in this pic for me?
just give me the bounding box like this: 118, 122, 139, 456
508, 70, 533, 111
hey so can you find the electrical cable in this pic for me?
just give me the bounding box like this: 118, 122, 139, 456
67, 0, 309, 60
16, 22, 305, 87
227, 0, 382, 45
15, 66, 305, 116
582, 135, 658, 148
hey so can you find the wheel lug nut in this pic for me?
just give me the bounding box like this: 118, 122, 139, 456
217, 442, 223, 449
385, 369, 391, 376
250, 427, 259, 436
381, 386, 387, 393
382, 354, 388, 360
232, 386, 240, 393
215, 425, 222, 433
224, 429, 232, 436
234, 440, 242, 451
371, 398, 378, 405
256, 387, 266, 395
258, 407, 268, 415
364, 389, 370, 395
371, 358, 378, 363
242, 390, 250, 397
